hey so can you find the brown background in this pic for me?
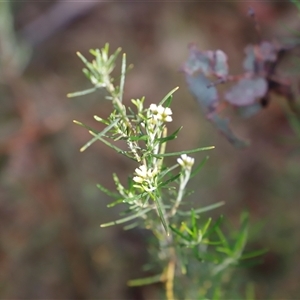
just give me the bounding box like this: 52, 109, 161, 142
1, 1, 300, 299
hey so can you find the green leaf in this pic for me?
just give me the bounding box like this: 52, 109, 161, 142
76, 51, 89, 65
190, 155, 209, 178
82, 68, 93, 81
238, 258, 264, 269
153, 146, 215, 158
77, 52, 100, 80
159, 86, 179, 106
123, 222, 139, 230
216, 247, 232, 256
77, 118, 120, 152
195, 251, 219, 263
156, 126, 182, 143
155, 197, 169, 234
201, 218, 212, 236
164, 94, 173, 108
100, 43, 109, 61
127, 176, 134, 191
122, 194, 143, 204
158, 173, 180, 189
94, 115, 110, 125
178, 202, 225, 216
169, 225, 190, 241
67, 87, 97, 98
127, 134, 148, 141
106, 198, 124, 208
157, 164, 178, 179
216, 227, 231, 253
181, 222, 194, 236
204, 215, 224, 238
240, 248, 268, 260
89, 130, 133, 158
100, 207, 152, 227
191, 209, 197, 236
203, 240, 222, 246
107, 46, 122, 68
232, 212, 249, 255
73, 119, 131, 157
127, 274, 162, 286
212, 256, 237, 276
119, 53, 126, 103
96, 183, 120, 199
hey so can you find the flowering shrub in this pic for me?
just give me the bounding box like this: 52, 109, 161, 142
69, 44, 262, 299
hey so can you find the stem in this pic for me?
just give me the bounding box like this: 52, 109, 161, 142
169, 170, 190, 217
104, 76, 142, 161
158, 221, 176, 300
165, 247, 176, 300
106, 81, 133, 131
157, 126, 167, 170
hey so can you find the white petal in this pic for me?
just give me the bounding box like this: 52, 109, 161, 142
164, 107, 172, 115
177, 157, 183, 166
157, 105, 164, 114
149, 104, 158, 112
135, 165, 147, 177
133, 176, 144, 183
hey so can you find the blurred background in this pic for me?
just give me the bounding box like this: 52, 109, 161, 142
1, 1, 300, 299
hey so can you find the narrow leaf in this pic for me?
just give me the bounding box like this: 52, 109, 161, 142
240, 248, 268, 260
216, 227, 231, 254
127, 134, 148, 141
158, 173, 181, 188
169, 225, 190, 241
157, 126, 182, 143
202, 217, 212, 236
204, 215, 224, 238
89, 131, 132, 158
190, 155, 209, 178
100, 207, 152, 227
153, 146, 215, 158
119, 53, 126, 103
96, 183, 120, 199
94, 115, 110, 125
67, 87, 97, 98
155, 197, 169, 234
233, 213, 249, 255
159, 86, 179, 106
79, 118, 120, 152
127, 274, 162, 286
107, 47, 122, 70
178, 202, 225, 216
123, 222, 139, 230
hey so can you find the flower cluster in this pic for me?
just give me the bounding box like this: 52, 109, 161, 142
133, 164, 158, 192
177, 154, 195, 170
149, 104, 173, 123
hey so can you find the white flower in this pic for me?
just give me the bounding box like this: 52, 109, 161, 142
133, 164, 158, 184
149, 103, 159, 114
177, 154, 194, 169
149, 104, 172, 123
